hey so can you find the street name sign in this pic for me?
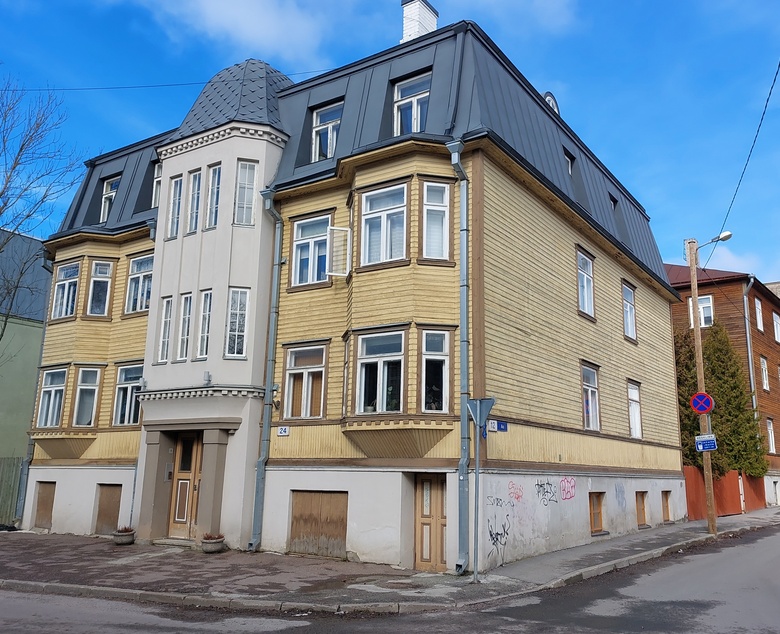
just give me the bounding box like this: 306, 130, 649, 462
695, 433, 717, 452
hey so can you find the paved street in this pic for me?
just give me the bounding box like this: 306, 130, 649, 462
2, 524, 780, 633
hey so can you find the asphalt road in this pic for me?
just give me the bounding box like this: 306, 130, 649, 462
2, 525, 779, 633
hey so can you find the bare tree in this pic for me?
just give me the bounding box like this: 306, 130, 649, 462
0, 74, 83, 355
0, 74, 82, 254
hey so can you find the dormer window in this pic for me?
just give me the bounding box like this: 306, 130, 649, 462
101, 177, 120, 223
312, 103, 343, 162
394, 73, 431, 135
151, 163, 162, 208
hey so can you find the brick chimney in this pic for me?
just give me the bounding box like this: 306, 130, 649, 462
400, 0, 439, 43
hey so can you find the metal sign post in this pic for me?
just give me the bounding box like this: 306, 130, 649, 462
467, 397, 495, 583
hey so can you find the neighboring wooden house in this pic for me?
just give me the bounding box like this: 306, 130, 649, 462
0, 230, 50, 524
256, 4, 684, 572
666, 263, 780, 508
21, 133, 168, 534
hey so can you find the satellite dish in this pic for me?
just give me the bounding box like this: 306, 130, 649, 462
543, 91, 559, 115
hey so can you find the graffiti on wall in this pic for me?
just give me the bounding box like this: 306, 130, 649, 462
560, 477, 576, 500
487, 513, 511, 564
535, 479, 558, 506
508, 481, 524, 501
615, 482, 627, 511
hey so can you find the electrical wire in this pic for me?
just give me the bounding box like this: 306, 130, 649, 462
703, 59, 780, 269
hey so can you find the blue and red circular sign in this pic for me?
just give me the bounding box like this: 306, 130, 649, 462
690, 392, 714, 414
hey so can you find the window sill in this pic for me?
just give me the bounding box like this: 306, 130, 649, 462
81, 314, 112, 322
171, 359, 187, 364
287, 279, 333, 293
184, 230, 197, 237
416, 257, 456, 268
48, 315, 77, 325
591, 530, 610, 537
232, 222, 255, 228
578, 310, 596, 323
203, 225, 217, 233
120, 310, 149, 320
623, 335, 638, 346
355, 258, 411, 274
637, 524, 651, 530
224, 355, 248, 361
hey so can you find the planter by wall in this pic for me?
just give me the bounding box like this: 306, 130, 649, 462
201, 537, 225, 553
112, 530, 136, 545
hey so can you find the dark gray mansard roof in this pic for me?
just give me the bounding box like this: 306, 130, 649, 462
169, 59, 293, 141
271, 20, 669, 289
54, 131, 173, 239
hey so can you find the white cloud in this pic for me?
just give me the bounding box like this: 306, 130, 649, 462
118, 0, 330, 68
700, 245, 780, 281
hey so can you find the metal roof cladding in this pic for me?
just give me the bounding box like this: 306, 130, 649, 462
169, 59, 294, 141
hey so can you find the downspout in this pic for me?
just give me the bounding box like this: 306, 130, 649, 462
743, 276, 758, 413
249, 189, 282, 551
446, 139, 470, 575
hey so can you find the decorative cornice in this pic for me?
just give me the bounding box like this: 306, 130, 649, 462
139, 385, 265, 401
158, 124, 287, 158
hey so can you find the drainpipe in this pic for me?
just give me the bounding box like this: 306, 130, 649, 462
249, 189, 282, 551
446, 139, 470, 575
743, 276, 758, 413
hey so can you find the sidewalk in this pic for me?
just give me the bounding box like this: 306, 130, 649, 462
2, 507, 779, 615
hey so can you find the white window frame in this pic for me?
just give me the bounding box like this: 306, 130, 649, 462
234, 161, 256, 226
423, 182, 449, 260
178, 293, 193, 360
623, 282, 636, 339
197, 290, 212, 359
357, 331, 404, 414
394, 73, 431, 136
774, 312, 780, 342
755, 298, 764, 332
168, 176, 182, 238
688, 295, 714, 328
158, 297, 172, 363
151, 163, 162, 208
577, 250, 594, 317
628, 381, 642, 439
284, 346, 325, 419
361, 184, 406, 266
101, 176, 120, 223
113, 365, 143, 426
768, 419, 776, 454
87, 261, 112, 317
761, 356, 770, 391
51, 262, 80, 320
74, 368, 100, 427
582, 364, 600, 431
206, 164, 221, 229
311, 102, 343, 162
125, 255, 153, 314
37, 369, 66, 428
422, 331, 449, 413
326, 226, 351, 277
226, 288, 249, 357
292, 216, 330, 286
187, 170, 201, 234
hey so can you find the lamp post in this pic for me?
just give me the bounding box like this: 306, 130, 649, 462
685, 230, 731, 535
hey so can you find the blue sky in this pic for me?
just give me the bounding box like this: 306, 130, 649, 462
2, 0, 778, 281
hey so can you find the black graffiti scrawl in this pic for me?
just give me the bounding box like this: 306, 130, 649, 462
535, 479, 558, 506
487, 513, 511, 564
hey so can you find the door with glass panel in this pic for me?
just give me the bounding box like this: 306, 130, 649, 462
168, 432, 203, 539
414, 473, 447, 571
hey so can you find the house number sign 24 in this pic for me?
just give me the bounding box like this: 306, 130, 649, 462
278, 426, 290, 436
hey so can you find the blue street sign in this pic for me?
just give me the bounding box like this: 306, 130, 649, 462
690, 392, 714, 414
497, 421, 508, 432
695, 433, 717, 452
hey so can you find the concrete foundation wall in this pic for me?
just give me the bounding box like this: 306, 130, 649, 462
23, 465, 136, 534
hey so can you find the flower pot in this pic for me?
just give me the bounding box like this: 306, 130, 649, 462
112, 530, 136, 545
201, 537, 225, 553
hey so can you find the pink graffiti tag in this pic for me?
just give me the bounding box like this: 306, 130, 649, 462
508, 481, 524, 501
560, 477, 576, 501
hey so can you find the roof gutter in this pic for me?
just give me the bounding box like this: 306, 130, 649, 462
249, 189, 282, 551
447, 139, 470, 575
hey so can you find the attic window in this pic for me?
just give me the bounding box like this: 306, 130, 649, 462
312, 103, 343, 162
563, 149, 574, 176
394, 73, 431, 135
101, 177, 120, 223
151, 163, 162, 208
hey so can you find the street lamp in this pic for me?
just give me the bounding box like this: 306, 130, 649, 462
685, 230, 732, 535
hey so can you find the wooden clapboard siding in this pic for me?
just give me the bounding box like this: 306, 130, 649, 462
479, 156, 680, 468
33, 233, 151, 465
275, 151, 462, 460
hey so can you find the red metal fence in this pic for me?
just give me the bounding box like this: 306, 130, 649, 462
683, 466, 766, 520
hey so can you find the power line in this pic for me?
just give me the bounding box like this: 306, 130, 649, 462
704, 59, 780, 269
12, 69, 334, 94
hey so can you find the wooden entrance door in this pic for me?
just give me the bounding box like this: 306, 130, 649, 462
289, 491, 348, 558
168, 432, 203, 539
95, 484, 122, 534
415, 473, 447, 571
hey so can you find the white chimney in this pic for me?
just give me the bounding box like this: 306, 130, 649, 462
401, 0, 439, 43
